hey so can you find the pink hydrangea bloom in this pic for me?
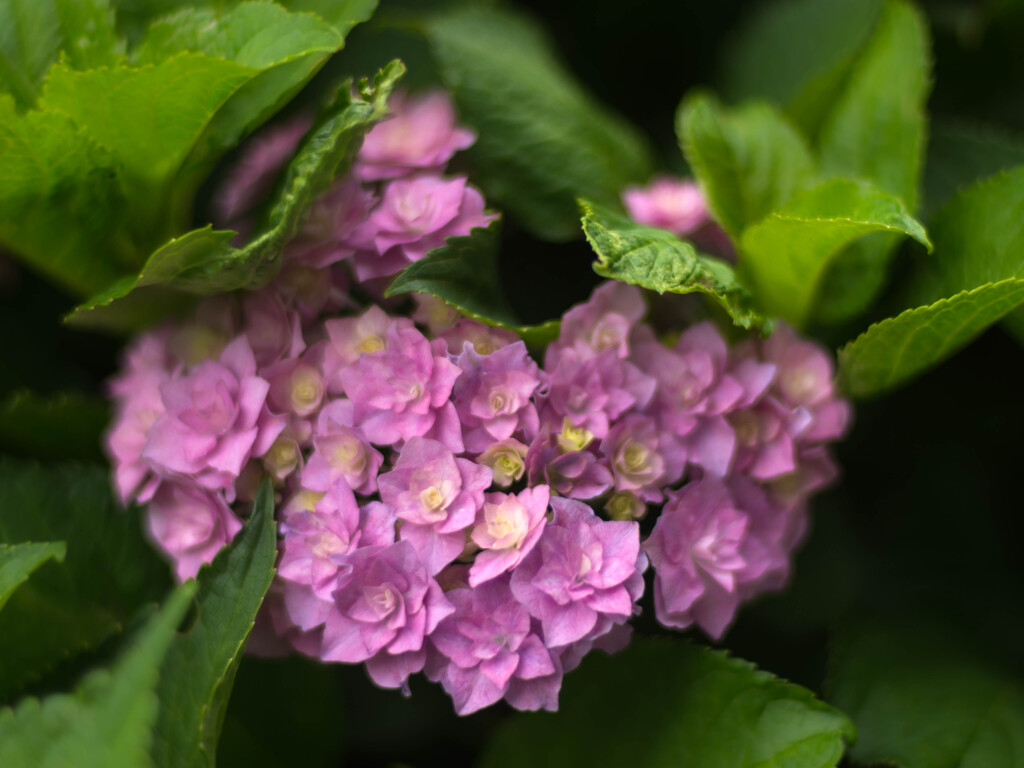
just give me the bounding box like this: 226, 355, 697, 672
107, 330, 171, 504
426, 576, 559, 715
143, 336, 285, 499
355, 91, 475, 181
349, 175, 497, 282
285, 176, 379, 269
600, 413, 686, 501
622, 177, 710, 237
525, 427, 613, 500
452, 341, 542, 453
216, 115, 310, 226
241, 289, 305, 368
377, 437, 491, 574
547, 281, 647, 366
302, 400, 383, 496
643, 476, 788, 639
761, 323, 852, 443
633, 322, 747, 476
439, 319, 519, 357
540, 349, 655, 440
511, 497, 646, 648
321, 540, 454, 689
336, 320, 464, 452
468, 486, 550, 587
146, 480, 242, 581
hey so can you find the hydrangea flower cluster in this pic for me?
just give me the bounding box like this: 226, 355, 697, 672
107, 90, 850, 715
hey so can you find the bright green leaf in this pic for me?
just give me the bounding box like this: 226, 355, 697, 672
0, 390, 108, 461
739, 178, 931, 327
839, 280, 1024, 398
70, 60, 404, 322
0, 460, 170, 701
839, 167, 1024, 397
281, 0, 378, 36
581, 200, 767, 331
677, 93, 815, 240
423, 5, 651, 241
0, 542, 65, 614
150, 478, 277, 768
135, 1, 344, 189
0, 585, 192, 768
0, 0, 122, 108
480, 638, 854, 768
386, 220, 561, 347
829, 623, 1024, 768
721, 0, 883, 140
0, 95, 132, 294
813, 0, 931, 325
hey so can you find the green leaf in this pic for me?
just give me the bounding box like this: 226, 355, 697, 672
923, 120, 1024, 221
813, 0, 931, 325
721, 0, 884, 140
150, 478, 277, 768
581, 200, 767, 331
0, 542, 65, 614
134, 1, 344, 188
677, 93, 815, 240
70, 60, 404, 322
0, 390, 108, 461
0, 95, 132, 294
0, 584, 192, 768
0, 0, 122, 109
839, 167, 1024, 397
739, 178, 931, 327
829, 623, 1024, 768
839, 280, 1024, 398
423, 5, 651, 241
480, 638, 854, 768
217, 656, 344, 768
281, 0, 378, 36
386, 220, 561, 347
0, 460, 170, 700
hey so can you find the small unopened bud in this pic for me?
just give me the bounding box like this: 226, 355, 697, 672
605, 491, 646, 521
477, 439, 527, 487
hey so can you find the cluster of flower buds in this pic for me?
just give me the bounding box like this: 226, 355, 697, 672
107, 91, 850, 715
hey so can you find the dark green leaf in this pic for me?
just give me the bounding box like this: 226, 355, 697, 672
217, 656, 344, 768
677, 93, 815, 240
0, 542, 65, 614
581, 200, 767, 331
150, 478, 277, 768
0, 585, 192, 768
423, 5, 651, 241
0, 459, 170, 700
386, 220, 561, 347
739, 178, 931, 327
829, 623, 1024, 768
480, 637, 854, 768
839, 167, 1024, 397
813, 0, 931, 325
923, 120, 1024, 220
0, 0, 122, 109
70, 60, 404, 322
0, 390, 108, 461
720, 0, 883, 140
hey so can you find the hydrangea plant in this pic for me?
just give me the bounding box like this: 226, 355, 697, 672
2, 0, 1024, 766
